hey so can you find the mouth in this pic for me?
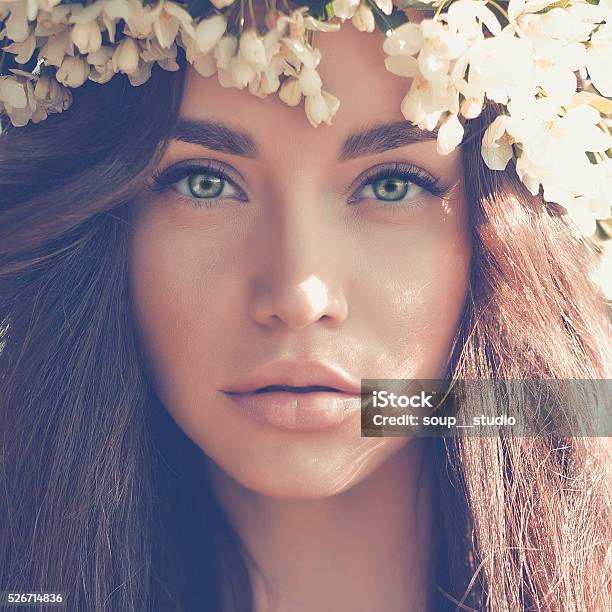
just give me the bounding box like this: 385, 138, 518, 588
227, 384, 347, 395
221, 385, 363, 431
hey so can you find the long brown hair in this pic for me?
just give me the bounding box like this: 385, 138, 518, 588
1, 49, 610, 611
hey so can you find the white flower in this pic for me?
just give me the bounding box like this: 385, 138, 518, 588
280, 36, 322, 71
229, 51, 257, 88
99, 0, 135, 44
585, 22, 612, 97
373, 0, 392, 16
1, 30, 37, 62
121, 0, 155, 39
466, 27, 535, 105
38, 27, 75, 67
383, 22, 423, 56
71, 20, 103, 54
239, 28, 267, 70
460, 93, 483, 119
111, 36, 140, 74
192, 52, 217, 78
417, 19, 466, 84
481, 114, 514, 171
3, 0, 39, 42
384, 54, 419, 78
443, 0, 501, 41
214, 34, 238, 70
304, 89, 340, 127
279, 77, 302, 106
531, 40, 585, 106
276, 6, 340, 34
0, 75, 28, 108
87, 45, 115, 83
521, 103, 610, 160
400, 72, 459, 131
508, 1, 592, 46
0, 75, 44, 126
140, 37, 180, 70
437, 113, 464, 154
502, 103, 612, 212
67, 0, 109, 54
248, 60, 282, 97
194, 14, 227, 55
34, 6, 71, 37
152, 0, 195, 49
33, 74, 70, 111
332, 0, 360, 20
56, 54, 90, 87
127, 58, 153, 85
298, 65, 322, 96
351, 3, 375, 33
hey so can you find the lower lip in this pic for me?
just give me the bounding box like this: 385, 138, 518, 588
222, 390, 363, 431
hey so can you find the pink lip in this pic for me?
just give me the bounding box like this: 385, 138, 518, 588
220, 359, 364, 431
222, 389, 362, 431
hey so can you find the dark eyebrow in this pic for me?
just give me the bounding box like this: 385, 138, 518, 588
173, 118, 259, 158
338, 120, 438, 161
172, 118, 437, 161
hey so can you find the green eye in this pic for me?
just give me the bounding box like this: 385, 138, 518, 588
149, 162, 246, 207
372, 177, 411, 201
187, 174, 224, 199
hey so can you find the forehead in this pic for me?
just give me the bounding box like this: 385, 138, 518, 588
178, 24, 412, 162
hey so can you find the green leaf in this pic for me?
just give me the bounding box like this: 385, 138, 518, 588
571, 91, 612, 115
397, 0, 438, 10
535, 0, 571, 13
596, 218, 612, 240
324, 1, 335, 20
369, 2, 410, 34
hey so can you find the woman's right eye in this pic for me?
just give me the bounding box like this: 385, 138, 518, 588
148, 162, 248, 209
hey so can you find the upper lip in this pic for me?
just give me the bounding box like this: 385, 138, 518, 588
221, 359, 362, 395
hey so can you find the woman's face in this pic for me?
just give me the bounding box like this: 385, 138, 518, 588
129, 23, 471, 499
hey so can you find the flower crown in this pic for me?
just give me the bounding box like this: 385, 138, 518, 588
1, 0, 611, 234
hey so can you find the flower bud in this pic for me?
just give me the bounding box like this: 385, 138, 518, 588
437, 114, 464, 155
56, 55, 90, 88
279, 78, 302, 107
0, 76, 28, 108
33, 76, 52, 102
71, 21, 102, 55
305, 90, 339, 128
112, 37, 140, 75
195, 14, 227, 56
239, 28, 267, 69
351, 5, 375, 33
298, 66, 322, 97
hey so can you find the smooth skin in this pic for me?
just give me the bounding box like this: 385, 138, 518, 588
129, 13, 471, 612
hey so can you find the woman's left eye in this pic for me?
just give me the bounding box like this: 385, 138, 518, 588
349, 163, 448, 206
147, 162, 246, 208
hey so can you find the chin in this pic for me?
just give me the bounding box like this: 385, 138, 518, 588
205, 435, 411, 500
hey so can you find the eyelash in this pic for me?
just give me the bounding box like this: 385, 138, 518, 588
146, 160, 451, 210
147, 160, 247, 208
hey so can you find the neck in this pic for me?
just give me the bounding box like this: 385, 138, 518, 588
207, 439, 436, 612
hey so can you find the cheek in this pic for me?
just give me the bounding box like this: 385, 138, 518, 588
127, 214, 232, 404
347, 209, 471, 380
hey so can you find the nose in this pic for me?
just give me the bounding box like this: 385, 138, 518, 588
248, 211, 349, 331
